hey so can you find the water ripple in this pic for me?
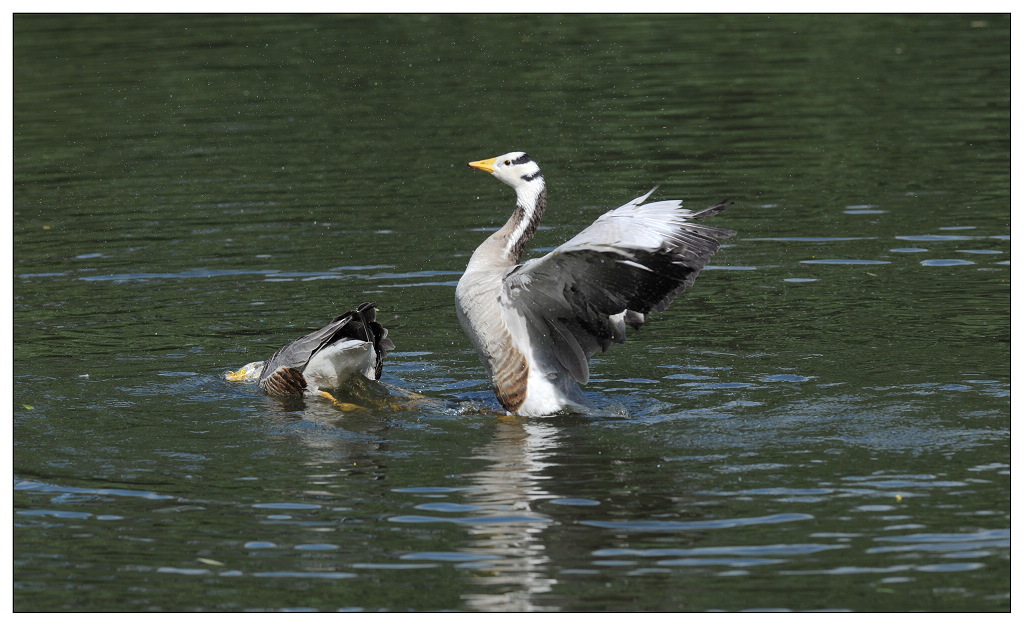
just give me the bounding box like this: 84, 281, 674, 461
251, 571, 356, 579
920, 259, 975, 266
252, 502, 322, 510
895, 234, 977, 241
870, 529, 1009, 551
594, 543, 845, 558
746, 237, 876, 242
580, 512, 813, 532
800, 259, 891, 265
400, 552, 500, 562
390, 513, 551, 524
414, 502, 483, 513
14, 479, 173, 501
392, 486, 483, 494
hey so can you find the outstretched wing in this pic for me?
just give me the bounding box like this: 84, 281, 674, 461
501, 191, 734, 385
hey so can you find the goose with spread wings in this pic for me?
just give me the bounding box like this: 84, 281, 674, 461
456, 152, 734, 416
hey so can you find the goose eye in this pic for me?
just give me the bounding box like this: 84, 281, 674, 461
503, 160, 511, 166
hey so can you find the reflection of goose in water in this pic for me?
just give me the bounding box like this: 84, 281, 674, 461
458, 152, 735, 416
226, 302, 393, 405
460, 417, 560, 611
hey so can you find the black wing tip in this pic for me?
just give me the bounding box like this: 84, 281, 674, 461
333, 301, 377, 325
352, 301, 392, 379
691, 199, 733, 220
689, 200, 736, 239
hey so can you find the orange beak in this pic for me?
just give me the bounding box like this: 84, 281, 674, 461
468, 157, 497, 173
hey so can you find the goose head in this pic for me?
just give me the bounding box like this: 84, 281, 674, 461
468, 151, 544, 190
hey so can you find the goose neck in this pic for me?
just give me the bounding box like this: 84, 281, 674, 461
501, 180, 547, 264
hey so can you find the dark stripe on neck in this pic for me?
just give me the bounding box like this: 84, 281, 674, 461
521, 171, 543, 182
507, 187, 547, 263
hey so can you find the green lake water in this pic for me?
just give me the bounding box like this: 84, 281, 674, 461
13, 14, 1009, 611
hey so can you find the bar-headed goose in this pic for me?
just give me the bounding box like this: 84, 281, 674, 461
226, 301, 393, 396
457, 152, 734, 416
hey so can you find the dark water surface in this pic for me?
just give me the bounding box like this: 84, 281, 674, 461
13, 14, 1009, 611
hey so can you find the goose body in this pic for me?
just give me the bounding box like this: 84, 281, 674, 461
456, 152, 734, 416
226, 301, 393, 395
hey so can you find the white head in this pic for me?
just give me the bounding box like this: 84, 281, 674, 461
468, 151, 548, 260
468, 151, 544, 191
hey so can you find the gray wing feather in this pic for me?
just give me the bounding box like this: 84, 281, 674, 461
545, 317, 590, 383
259, 309, 359, 384
503, 195, 734, 384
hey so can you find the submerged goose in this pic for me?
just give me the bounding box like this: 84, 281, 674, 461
226, 301, 393, 396
456, 152, 734, 416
